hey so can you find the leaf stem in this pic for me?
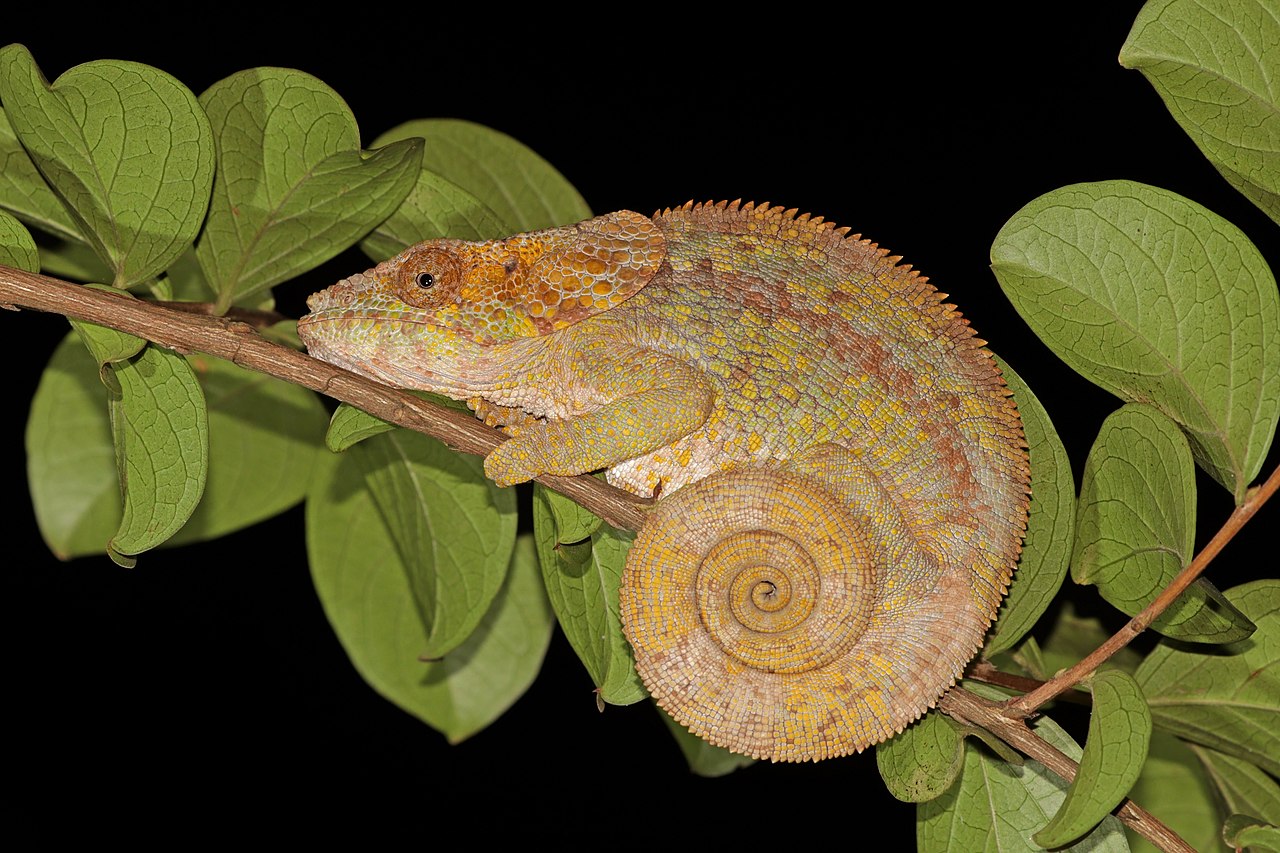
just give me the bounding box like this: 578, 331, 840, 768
1005, 462, 1280, 717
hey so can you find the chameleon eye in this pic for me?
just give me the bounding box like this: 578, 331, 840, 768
416, 272, 435, 289
398, 246, 461, 308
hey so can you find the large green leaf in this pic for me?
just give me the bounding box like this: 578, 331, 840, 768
1073, 404, 1253, 641
918, 714, 1130, 852
359, 162, 510, 260
0, 209, 38, 271
984, 357, 1074, 657
532, 484, 645, 705
0, 106, 82, 242
1190, 744, 1280, 827
1136, 580, 1279, 775
991, 180, 1280, 503
1128, 731, 1232, 853
354, 429, 516, 659
194, 67, 421, 308
106, 342, 208, 565
1035, 669, 1152, 848
307, 454, 553, 742
0, 45, 213, 286
1120, 0, 1280, 225
877, 710, 965, 803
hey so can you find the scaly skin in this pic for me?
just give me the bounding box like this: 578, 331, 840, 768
298, 200, 1030, 762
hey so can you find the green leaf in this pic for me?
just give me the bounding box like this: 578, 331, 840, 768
657, 704, 756, 777
1120, 0, 1280, 225
1136, 580, 1279, 775
1128, 731, 1231, 853
533, 484, 646, 705
1191, 744, 1280, 827
877, 710, 965, 803
918, 714, 1130, 852
1074, 403, 1254, 642
324, 392, 470, 452
307, 455, 554, 743
374, 118, 590, 234
26, 334, 124, 558
167, 354, 327, 544
0, 105, 82, 242
990, 180, 1280, 503
0, 45, 213, 287
360, 162, 510, 261
1223, 814, 1280, 852
1035, 670, 1152, 847
0, 209, 38, 271
34, 235, 113, 282
984, 357, 1074, 657
194, 67, 422, 308
538, 482, 603, 545
354, 429, 516, 659
1034, 601, 1145, 680
107, 343, 208, 564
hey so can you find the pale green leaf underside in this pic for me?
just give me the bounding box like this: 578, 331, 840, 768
1120, 0, 1280, 225
1035, 669, 1152, 848
1190, 744, 1280, 827
0, 107, 82, 242
0, 208, 38, 271
658, 704, 756, 777
307, 455, 553, 742
991, 180, 1280, 503
109, 343, 208, 559
355, 429, 516, 660
1128, 731, 1232, 853
1073, 403, 1252, 641
0, 45, 213, 286
917, 714, 1130, 852
194, 67, 422, 306
984, 357, 1074, 657
533, 485, 646, 706
538, 482, 604, 546
877, 709, 965, 803
1223, 815, 1280, 852
1136, 580, 1279, 775
374, 118, 591, 234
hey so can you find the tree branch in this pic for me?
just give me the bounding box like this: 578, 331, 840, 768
0, 265, 652, 532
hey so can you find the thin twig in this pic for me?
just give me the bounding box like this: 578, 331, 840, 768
1006, 463, 1280, 717
0, 265, 653, 531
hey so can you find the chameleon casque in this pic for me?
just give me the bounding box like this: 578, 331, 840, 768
297, 200, 1030, 762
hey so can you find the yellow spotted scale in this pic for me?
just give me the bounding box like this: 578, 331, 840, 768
298, 200, 1030, 762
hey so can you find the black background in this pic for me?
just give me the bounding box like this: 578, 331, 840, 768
6, 5, 1276, 841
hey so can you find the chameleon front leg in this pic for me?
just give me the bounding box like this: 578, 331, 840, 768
482, 347, 716, 487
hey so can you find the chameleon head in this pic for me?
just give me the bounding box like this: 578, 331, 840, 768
296, 211, 667, 394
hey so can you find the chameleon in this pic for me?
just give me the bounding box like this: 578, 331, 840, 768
297, 200, 1030, 762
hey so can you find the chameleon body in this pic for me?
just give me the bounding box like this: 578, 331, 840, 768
298, 200, 1030, 762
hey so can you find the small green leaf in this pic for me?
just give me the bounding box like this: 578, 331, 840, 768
354, 429, 516, 659
0, 45, 214, 287
360, 162, 510, 261
658, 704, 756, 777
0, 209, 38, 271
1223, 814, 1280, 852
325, 392, 470, 452
107, 343, 208, 562
918, 714, 1130, 852
1035, 669, 1152, 847
307, 456, 554, 742
376, 119, 590, 234
1191, 744, 1280, 828
1074, 403, 1254, 641
991, 180, 1280, 502
1120, 0, 1280, 225
877, 710, 965, 803
533, 485, 646, 705
984, 357, 1074, 657
1128, 731, 1232, 853
0, 105, 82, 242
1136, 580, 1279, 775
167, 354, 327, 544
194, 68, 421, 308
538, 483, 603, 545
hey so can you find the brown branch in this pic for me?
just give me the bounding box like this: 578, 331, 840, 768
0, 264, 653, 532
1006, 462, 1280, 717
964, 660, 1093, 708
939, 688, 1195, 852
